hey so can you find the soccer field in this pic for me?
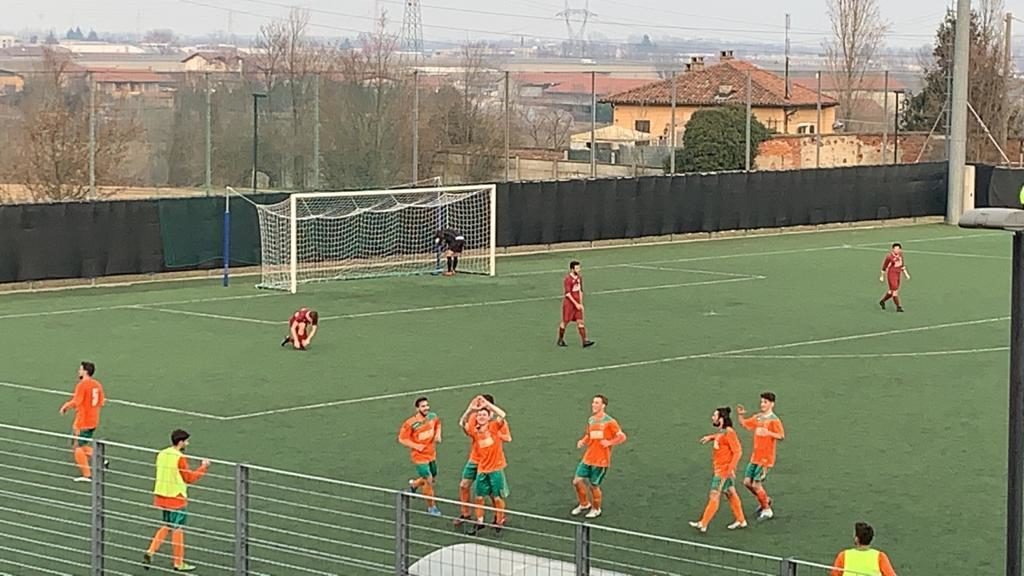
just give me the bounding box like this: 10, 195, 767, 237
0, 222, 1014, 575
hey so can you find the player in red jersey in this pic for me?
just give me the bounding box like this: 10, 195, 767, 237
558, 261, 595, 348
879, 243, 910, 312
281, 308, 319, 349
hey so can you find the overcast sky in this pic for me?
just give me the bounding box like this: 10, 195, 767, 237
5, 0, 1020, 48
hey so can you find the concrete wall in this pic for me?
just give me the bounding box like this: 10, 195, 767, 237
434, 152, 663, 183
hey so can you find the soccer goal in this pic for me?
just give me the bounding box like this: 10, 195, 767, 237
253, 184, 497, 293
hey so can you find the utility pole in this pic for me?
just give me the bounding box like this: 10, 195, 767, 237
881, 71, 889, 165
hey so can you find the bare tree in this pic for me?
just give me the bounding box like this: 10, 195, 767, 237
825, 0, 888, 129
520, 107, 575, 149
6, 49, 140, 202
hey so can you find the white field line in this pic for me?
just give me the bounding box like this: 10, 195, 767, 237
716, 347, 1008, 360
847, 246, 1011, 260
0, 292, 279, 321
0, 233, 995, 323
620, 264, 764, 278
322, 276, 764, 321
133, 306, 281, 325
0, 381, 227, 420
222, 315, 1010, 420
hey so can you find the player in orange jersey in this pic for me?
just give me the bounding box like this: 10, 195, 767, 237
571, 394, 627, 519
737, 392, 785, 521
465, 398, 511, 535
281, 308, 319, 349
398, 396, 442, 516
689, 406, 747, 533
59, 361, 106, 482
879, 243, 910, 312
144, 429, 210, 573
454, 394, 501, 528
558, 260, 595, 348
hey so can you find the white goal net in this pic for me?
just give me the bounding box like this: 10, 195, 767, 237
254, 185, 496, 292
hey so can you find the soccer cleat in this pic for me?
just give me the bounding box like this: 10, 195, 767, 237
427, 506, 442, 517
468, 519, 486, 536
453, 515, 471, 528
727, 521, 748, 530
571, 505, 591, 516
582, 340, 595, 348
407, 479, 419, 493
142, 553, 153, 571
585, 508, 602, 519
173, 564, 197, 572
688, 521, 707, 533
896, 306, 905, 313
557, 340, 568, 347
73, 476, 91, 483
758, 508, 774, 521
879, 300, 886, 310
104, 459, 110, 469
492, 517, 506, 535
443, 271, 455, 277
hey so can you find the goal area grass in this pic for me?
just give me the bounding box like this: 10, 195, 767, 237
0, 223, 1013, 575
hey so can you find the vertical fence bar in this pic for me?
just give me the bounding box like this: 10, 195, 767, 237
745, 70, 752, 171
780, 557, 798, 576
590, 71, 596, 178
90, 441, 106, 576
669, 70, 677, 174
313, 73, 321, 190
395, 491, 410, 576
89, 73, 96, 199
504, 70, 511, 182
412, 70, 420, 184
881, 70, 889, 165
815, 71, 822, 169
234, 463, 250, 575
205, 72, 213, 195
574, 522, 590, 576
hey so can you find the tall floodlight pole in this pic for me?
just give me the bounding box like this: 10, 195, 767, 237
958, 208, 1024, 576
947, 0, 971, 224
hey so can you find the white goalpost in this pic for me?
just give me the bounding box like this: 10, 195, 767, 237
253, 184, 497, 293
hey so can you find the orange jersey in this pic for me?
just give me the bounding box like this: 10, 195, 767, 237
466, 419, 510, 474
711, 427, 743, 477
399, 412, 440, 464
741, 413, 784, 467
153, 457, 209, 510
581, 415, 622, 468
65, 377, 106, 430
464, 415, 495, 464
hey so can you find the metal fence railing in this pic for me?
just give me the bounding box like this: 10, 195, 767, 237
0, 422, 873, 575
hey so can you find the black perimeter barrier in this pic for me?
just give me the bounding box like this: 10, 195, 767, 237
0, 163, 948, 284
974, 164, 1024, 208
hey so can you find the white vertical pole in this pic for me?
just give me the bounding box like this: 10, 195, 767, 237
289, 195, 298, 294
882, 70, 889, 165
488, 184, 497, 276
947, 0, 970, 224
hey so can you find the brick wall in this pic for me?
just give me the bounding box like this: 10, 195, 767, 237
756, 133, 948, 170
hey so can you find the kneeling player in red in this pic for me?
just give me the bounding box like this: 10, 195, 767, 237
281, 308, 319, 349
558, 260, 595, 348
879, 243, 910, 313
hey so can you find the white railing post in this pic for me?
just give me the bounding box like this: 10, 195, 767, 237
235, 463, 250, 575
90, 440, 106, 576
574, 522, 591, 576
395, 491, 411, 576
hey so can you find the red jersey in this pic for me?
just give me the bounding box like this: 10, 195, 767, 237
564, 273, 583, 305
290, 308, 312, 326
882, 252, 905, 276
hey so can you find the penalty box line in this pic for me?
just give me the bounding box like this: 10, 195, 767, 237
221, 315, 1010, 421
0, 381, 228, 420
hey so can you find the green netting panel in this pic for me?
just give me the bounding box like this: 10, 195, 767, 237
157, 193, 288, 269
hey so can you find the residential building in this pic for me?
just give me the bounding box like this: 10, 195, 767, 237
91, 69, 168, 97
602, 53, 839, 140
0, 36, 17, 49
0, 69, 24, 94
182, 50, 245, 74
514, 72, 657, 122
791, 73, 907, 132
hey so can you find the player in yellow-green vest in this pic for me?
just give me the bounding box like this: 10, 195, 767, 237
830, 522, 898, 576
143, 429, 210, 573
